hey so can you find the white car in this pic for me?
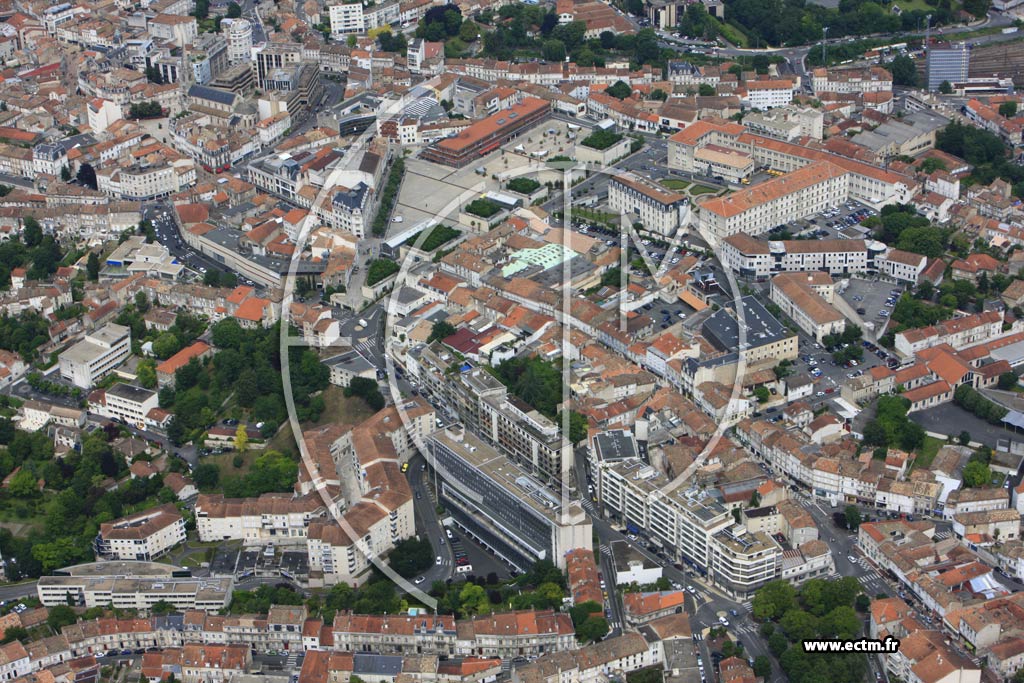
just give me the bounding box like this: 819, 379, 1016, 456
435, 556, 442, 565
719, 617, 729, 627
414, 576, 425, 584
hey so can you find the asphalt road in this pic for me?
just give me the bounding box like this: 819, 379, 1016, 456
406, 451, 455, 587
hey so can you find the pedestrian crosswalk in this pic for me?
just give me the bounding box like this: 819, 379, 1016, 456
740, 601, 752, 611
285, 651, 301, 667
599, 544, 612, 557
733, 623, 759, 635
935, 531, 951, 540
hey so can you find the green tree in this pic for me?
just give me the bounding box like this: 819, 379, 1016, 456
137, 359, 157, 389
963, 459, 992, 488
428, 320, 457, 343
459, 583, 490, 616
7, 468, 37, 498
751, 580, 797, 621
542, 39, 566, 62
193, 463, 220, 490
226, 1, 241, 17
698, 83, 716, 96
23, 217, 42, 248
60, 165, 71, 182
388, 537, 434, 577
889, 55, 918, 87
999, 372, 1019, 390
562, 411, 589, 445
1, 626, 28, 644
752, 656, 771, 678
577, 616, 609, 643
152, 332, 181, 359
87, 251, 100, 281
47, 605, 78, 631
1000, 101, 1018, 118
780, 608, 819, 643
843, 505, 861, 530
754, 386, 770, 403
605, 80, 632, 100
939, 80, 953, 94
234, 424, 248, 455
959, 430, 972, 445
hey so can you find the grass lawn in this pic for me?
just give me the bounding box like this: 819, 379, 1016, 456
264, 386, 378, 456
913, 436, 944, 470
660, 179, 691, 190
689, 184, 718, 195
206, 450, 257, 477
311, 385, 377, 428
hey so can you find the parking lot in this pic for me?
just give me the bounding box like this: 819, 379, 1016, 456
842, 278, 907, 336
786, 201, 878, 240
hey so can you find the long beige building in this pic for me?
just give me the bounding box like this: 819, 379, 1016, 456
769, 272, 845, 343
697, 160, 849, 239
607, 173, 688, 236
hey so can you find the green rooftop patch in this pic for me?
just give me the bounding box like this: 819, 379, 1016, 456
579, 130, 624, 151
464, 198, 502, 218
408, 224, 461, 252
507, 177, 541, 195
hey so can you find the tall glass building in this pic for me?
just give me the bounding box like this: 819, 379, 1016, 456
927, 42, 971, 91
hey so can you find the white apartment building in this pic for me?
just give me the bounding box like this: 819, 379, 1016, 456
306, 498, 415, 587
97, 158, 197, 201
101, 383, 159, 429
743, 107, 824, 142
607, 173, 688, 236
721, 232, 886, 278
38, 566, 232, 612
59, 323, 132, 388
810, 66, 893, 95
742, 80, 795, 110
697, 161, 850, 240
220, 18, 252, 65
597, 457, 781, 598
195, 493, 327, 545
94, 504, 187, 561
32, 143, 68, 178
770, 272, 845, 343
879, 248, 928, 283
328, 0, 398, 35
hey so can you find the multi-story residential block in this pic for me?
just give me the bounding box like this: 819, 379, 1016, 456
595, 454, 781, 598
741, 79, 795, 109
879, 248, 929, 283
58, 323, 131, 388
408, 345, 567, 483
769, 272, 845, 343
195, 493, 327, 545
894, 310, 1013, 357
38, 562, 232, 612
697, 161, 849, 240
94, 383, 159, 430
219, 18, 252, 65
94, 504, 186, 561
810, 66, 893, 95
607, 173, 687, 236
721, 233, 885, 279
